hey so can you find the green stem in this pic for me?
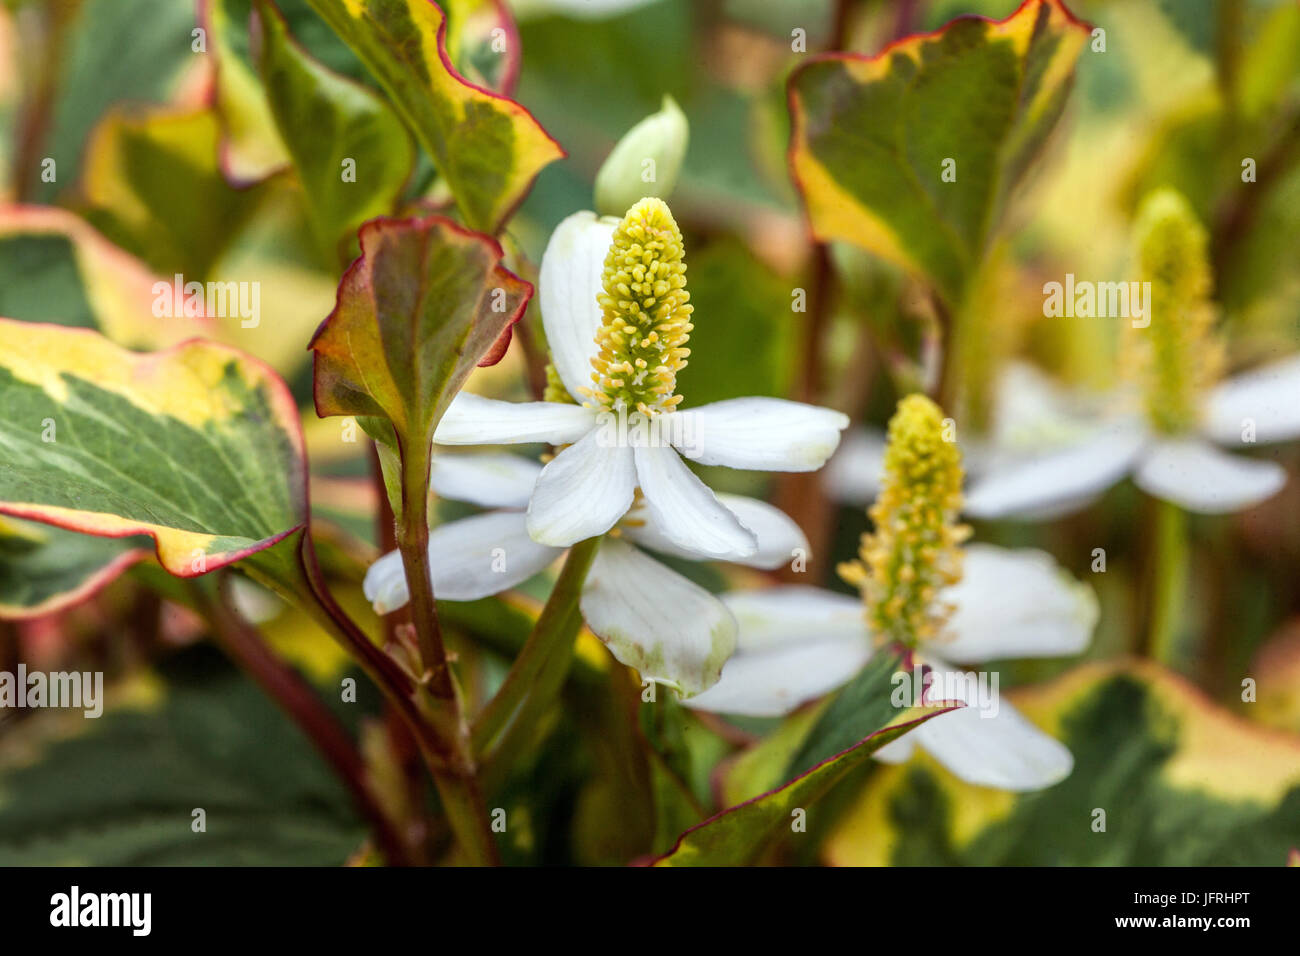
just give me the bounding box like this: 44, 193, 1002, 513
390, 446, 499, 864
473, 537, 601, 776
1148, 497, 1189, 666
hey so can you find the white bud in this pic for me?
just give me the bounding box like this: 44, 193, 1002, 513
594, 95, 689, 218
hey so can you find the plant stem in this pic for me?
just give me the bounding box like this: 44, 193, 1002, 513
1147, 497, 1189, 666
473, 537, 601, 763
390, 448, 499, 864
194, 577, 411, 866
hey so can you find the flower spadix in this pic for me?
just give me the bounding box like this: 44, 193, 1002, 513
584, 197, 692, 417
686, 394, 1098, 792
829, 191, 1300, 519
1129, 188, 1223, 436
838, 395, 970, 647
432, 198, 849, 560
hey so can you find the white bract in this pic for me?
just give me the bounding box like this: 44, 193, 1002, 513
364, 453, 808, 696
684, 546, 1098, 791
688, 394, 1098, 792
828, 357, 1300, 519
435, 204, 848, 558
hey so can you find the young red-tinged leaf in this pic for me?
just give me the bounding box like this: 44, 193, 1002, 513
0, 319, 307, 580
788, 0, 1089, 305
302, 0, 563, 233
308, 215, 529, 449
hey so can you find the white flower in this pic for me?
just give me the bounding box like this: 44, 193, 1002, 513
827, 358, 1299, 519
684, 543, 1098, 791
433, 203, 849, 558
364, 453, 809, 696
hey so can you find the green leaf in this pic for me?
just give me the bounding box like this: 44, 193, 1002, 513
827, 661, 1300, 865
253, 0, 415, 258
788, 0, 1089, 305
0, 319, 306, 582
652, 705, 947, 866
0, 517, 149, 620
204, 0, 294, 183
79, 107, 272, 280
301, 0, 564, 233
307, 215, 530, 486
22, 0, 197, 204
0, 206, 209, 349
442, 0, 521, 94
0, 649, 364, 865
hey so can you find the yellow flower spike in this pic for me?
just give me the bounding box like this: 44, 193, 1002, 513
838, 394, 970, 647
543, 361, 576, 405
582, 198, 693, 416
1129, 188, 1223, 436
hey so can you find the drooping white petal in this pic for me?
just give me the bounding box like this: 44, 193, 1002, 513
682, 637, 871, 717
672, 398, 850, 472
1205, 355, 1300, 446
632, 444, 757, 559
963, 418, 1147, 520
623, 493, 804, 570
1135, 437, 1286, 514
822, 428, 887, 505
912, 694, 1073, 792
579, 539, 736, 697
526, 428, 637, 546
538, 210, 617, 402
434, 392, 594, 445
682, 588, 869, 716
430, 453, 542, 509
721, 587, 866, 653
940, 544, 1098, 663
363, 511, 562, 610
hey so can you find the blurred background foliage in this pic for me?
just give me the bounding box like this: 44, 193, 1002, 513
0, 0, 1298, 865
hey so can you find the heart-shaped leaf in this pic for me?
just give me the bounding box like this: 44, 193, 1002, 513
0, 319, 306, 581
252, 0, 415, 259
788, 0, 1090, 305
302, 0, 564, 233
308, 215, 530, 464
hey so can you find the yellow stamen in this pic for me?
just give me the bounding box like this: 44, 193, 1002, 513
1128, 188, 1223, 435
838, 395, 970, 647
542, 361, 576, 405
581, 198, 692, 416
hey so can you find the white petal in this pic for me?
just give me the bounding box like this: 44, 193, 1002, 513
721, 587, 865, 653
940, 544, 1097, 662
526, 429, 637, 546
1135, 437, 1286, 514
963, 418, 1147, 520
914, 696, 1073, 791
1205, 355, 1300, 446
822, 428, 886, 505
673, 398, 850, 472
623, 493, 805, 570
538, 210, 616, 402
682, 637, 871, 717
363, 511, 562, 610
579, 539, 736, 697
430, 453, 542, 509
632, 444, 757, 560
434, 392, 594, 445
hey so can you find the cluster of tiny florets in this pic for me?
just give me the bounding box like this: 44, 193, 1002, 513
839, 394, 970, 647
581, 197, 693, 417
